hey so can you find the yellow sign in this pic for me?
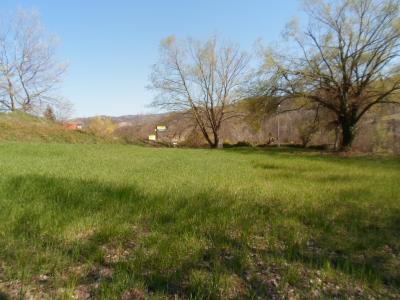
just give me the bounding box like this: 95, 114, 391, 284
148, 134, 156, 141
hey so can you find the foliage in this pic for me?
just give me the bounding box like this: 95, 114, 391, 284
241, 96, 279, 132
181, 126, 206, 147
87, 116, 117, 139
296, 115, 319, 147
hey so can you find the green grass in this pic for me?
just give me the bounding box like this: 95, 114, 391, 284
0, 143, 399, 299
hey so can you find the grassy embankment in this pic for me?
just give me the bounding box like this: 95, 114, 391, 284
0, 112, 103, 144
0, 142, 399, 299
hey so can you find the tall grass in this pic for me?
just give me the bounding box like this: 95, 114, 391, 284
0, 143, 399, 299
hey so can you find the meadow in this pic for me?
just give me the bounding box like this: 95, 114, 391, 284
0, 143, 399, 299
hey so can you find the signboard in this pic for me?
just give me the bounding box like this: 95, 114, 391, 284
148, 134, 156, 141
156, 125, 167, 132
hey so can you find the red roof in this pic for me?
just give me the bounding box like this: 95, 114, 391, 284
64, 122, 82, 130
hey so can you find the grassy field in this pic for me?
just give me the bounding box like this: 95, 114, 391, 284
0, 143, 399, 299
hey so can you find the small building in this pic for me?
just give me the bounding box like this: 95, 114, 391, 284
148, 125, 168, 141
64, 122, 83, 130
156, 125, 167, 132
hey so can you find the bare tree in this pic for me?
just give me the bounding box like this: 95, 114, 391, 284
150, 36, 250, 148
258, 0, 400, 150
53, 98, 74, 122
0, 9, 67, 113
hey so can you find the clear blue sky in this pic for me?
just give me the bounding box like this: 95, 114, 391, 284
1, 1, 303, 117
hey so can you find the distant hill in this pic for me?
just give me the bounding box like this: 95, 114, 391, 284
0, 111, 106, 144
73, 113, 168, 128
74, 113, 177, 143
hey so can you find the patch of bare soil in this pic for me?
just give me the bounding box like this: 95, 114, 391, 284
102, 225, 150, 264
0, 278, 55, 300
70, 226, 151, 299
121, 288, 147, 300
70, 265, 115, 299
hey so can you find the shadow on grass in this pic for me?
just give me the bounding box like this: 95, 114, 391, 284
286, 195, 400, 285
224, 145, 322, 155
0, 292, 9, 300
226, 145, 400, 164
254, 162, 364, 183
0, 174, 399, 297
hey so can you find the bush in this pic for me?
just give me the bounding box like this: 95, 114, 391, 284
181, 128, 206, 148
233, 141, 252, 147
87, 117, 116, 139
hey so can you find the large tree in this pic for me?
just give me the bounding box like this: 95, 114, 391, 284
258, 0, 400, 150
150, 36, 250, 148
0, 9, 67, 113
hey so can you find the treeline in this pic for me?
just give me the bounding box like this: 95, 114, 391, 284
149, 0, 400, 151
105, 105, 399, 153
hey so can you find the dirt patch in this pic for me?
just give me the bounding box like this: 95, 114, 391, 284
121, 288, 147, 300
0, 280, 54, 300
102, 244, 132, 264
73, 284, 94, 300
102, 225, 150, 264
70, 265, 115, 299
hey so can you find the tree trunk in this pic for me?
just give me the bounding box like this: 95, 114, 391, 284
205, 128, 220, 148
210, 136, 219, 148
197, 128, 219, 148
8, 79, 15, 111
339, 117, 356, 151
333, 126, 339, 151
